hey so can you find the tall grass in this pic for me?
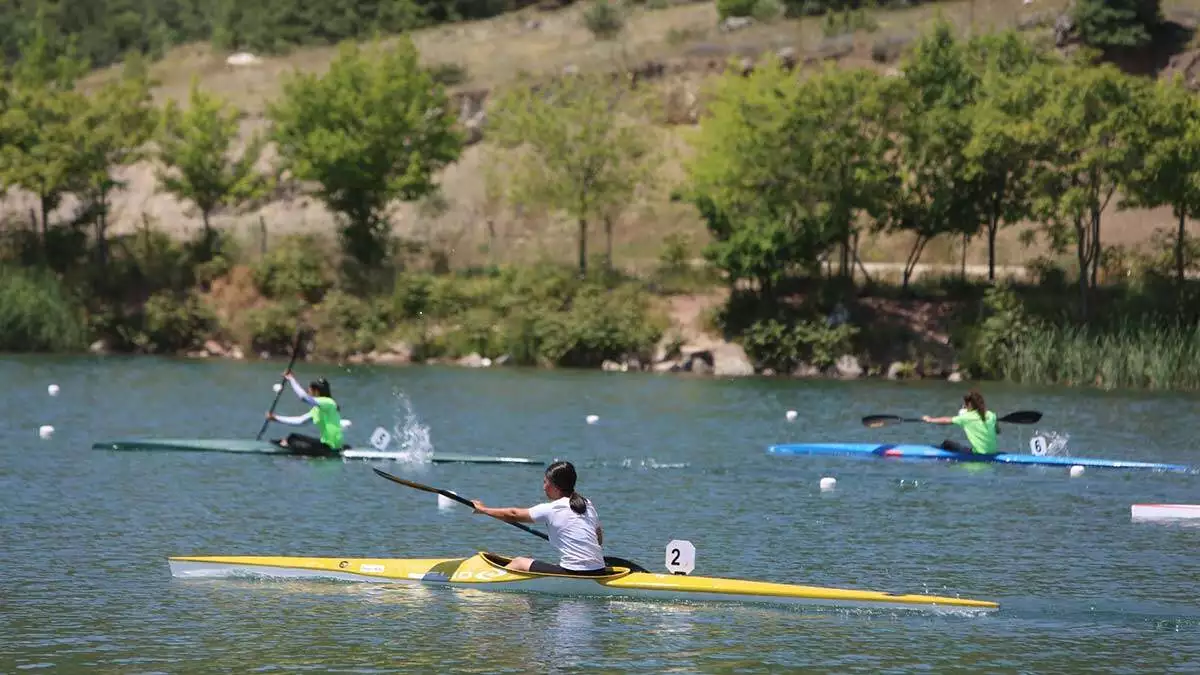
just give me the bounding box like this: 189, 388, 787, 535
0, 266, 87, 352
1003, 321, 1200, 391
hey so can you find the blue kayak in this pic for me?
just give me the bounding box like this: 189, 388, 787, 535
766, 443, 1193, 472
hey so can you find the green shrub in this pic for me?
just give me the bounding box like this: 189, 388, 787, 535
311, 290, 392, 356
441, 307, 503, 358
584, 0, 625, 39
821, 8, 877, 36
0, 266, 86, 352
392, 274, 435, 319
242, 302, 304, 355
960, 284, 1037, 378
109, 227, 194, 293
742, 318, 859, 371
1071, 0, 1159, 50
391, 266, 665, 367
539, 284, 666, 367
138, 291, 218, 353
717, 0, 757, 18
751, 0, 784, 22
428, 62, 469, 86
252, 235, 334, 303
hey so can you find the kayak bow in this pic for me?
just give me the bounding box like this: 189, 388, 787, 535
167, 551, 998, 612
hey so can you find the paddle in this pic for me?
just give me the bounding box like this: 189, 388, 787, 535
256, 326, 306, 441
862, 410, 1043, 429
372, 468, 648, 573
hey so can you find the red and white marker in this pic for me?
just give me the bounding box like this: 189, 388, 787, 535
1131, 504, 1200, 520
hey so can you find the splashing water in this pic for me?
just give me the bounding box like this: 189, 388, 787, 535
1031, 429, 1071, 456
387, 390, 434, 462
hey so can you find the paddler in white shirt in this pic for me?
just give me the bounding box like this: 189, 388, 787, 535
471, 460, 608, 575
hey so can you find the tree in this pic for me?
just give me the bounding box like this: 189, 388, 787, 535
156, 78, 268, 256
0, 24, 90, 256
961, 31, 1049, 281
76, 51, 157, 268
878, 20, 983, 290
487, 72, 659, 276
1028, 60, 1144, 320
269, 38, 461, 269
683, 57, 834, 296
796, 66, 891, 281
1071, 0, 1161, 50
1121, 76, 1200, 288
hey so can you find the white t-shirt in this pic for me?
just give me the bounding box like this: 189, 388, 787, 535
528, 497, 605, 571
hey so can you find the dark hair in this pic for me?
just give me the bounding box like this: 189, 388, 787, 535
963, 389, 987, 422
546, 460, 587, 514
310, 378, 332, 398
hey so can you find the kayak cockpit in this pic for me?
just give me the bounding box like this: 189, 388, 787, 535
478, 552, 632, 580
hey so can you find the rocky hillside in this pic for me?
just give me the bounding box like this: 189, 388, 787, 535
3, 0, 1198, 273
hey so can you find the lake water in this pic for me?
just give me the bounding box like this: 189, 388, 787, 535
3, 355, 1199, 673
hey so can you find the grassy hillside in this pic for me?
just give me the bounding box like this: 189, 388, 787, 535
7, 0, 1197, 276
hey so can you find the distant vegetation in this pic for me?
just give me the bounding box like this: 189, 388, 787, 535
0, 0, 1167, 70
0, 0, 1198, 391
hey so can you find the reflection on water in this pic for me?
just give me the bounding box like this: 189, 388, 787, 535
4, 357, 1200, 672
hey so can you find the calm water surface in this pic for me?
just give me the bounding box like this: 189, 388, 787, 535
2, 355, 1199, 673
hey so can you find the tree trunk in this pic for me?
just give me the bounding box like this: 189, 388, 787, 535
987, 213, 999, 282
577, 217, 588, 277
96, 184, 111, 270
96, 211, 108, 270
1076, 216, 1089, 322
39, 193, 50, 259
961, 233, 968, 279
1177, 208, 1187, 288
604, 215, 613, 272
903, 234, 929, 292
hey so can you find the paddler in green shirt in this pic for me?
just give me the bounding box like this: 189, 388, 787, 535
266, 369, 344, 456
922, 389, 1000, 455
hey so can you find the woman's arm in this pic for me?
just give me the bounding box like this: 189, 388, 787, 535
269, 411, 313, 426
285, 371, 318, 406
471, 501, 535, 524
922, 416, 955, 424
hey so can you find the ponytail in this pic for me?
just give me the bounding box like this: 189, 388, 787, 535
963, 389, 988, 422
568, 491, 588, 515
545, 460, 588, 514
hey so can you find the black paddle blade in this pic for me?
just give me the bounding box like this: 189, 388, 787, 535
373, 468, 551, 542
373, 468, 458, 501
999, 410, 1042, 425
861, 414, 921, 428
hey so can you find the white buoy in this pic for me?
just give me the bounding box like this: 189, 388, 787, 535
819, 476, 837, 491
273, 383, 283, 393
1069, 465, 1084, 478
39, 425, 54, 439
586, 414, 599, 425
47, 384, 60, 397
785, 410, 798, 422
481, 357, 493, 367
340, 419, 352, 428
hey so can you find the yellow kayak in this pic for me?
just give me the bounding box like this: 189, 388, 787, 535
168, 551, 998, 612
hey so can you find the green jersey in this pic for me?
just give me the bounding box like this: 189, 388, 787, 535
951, 409, 997, 454
310, 396, 344, 449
